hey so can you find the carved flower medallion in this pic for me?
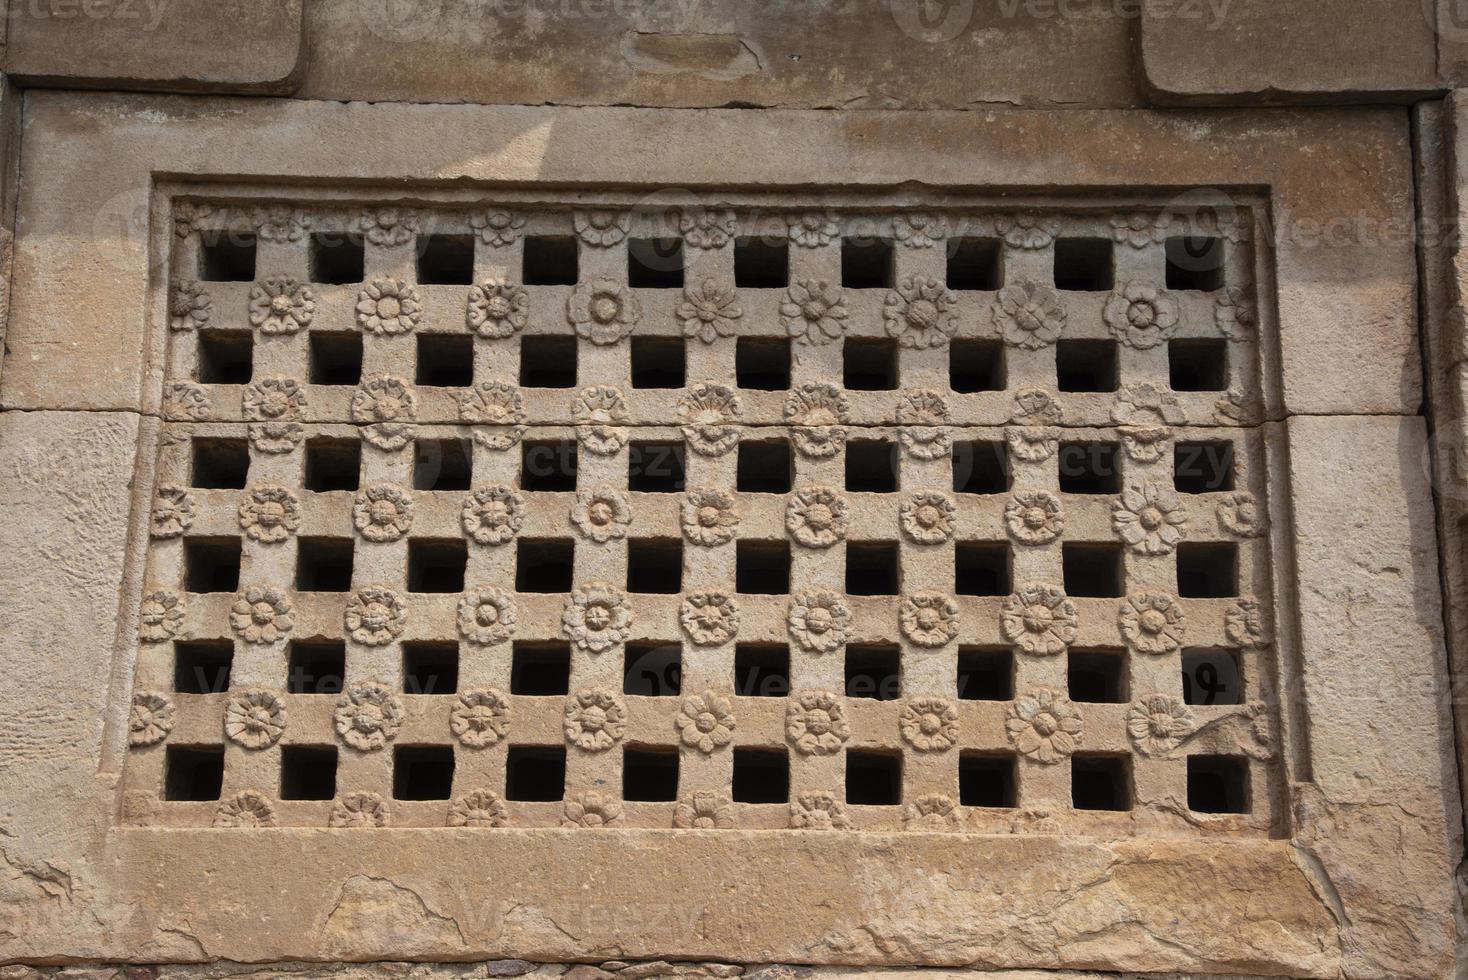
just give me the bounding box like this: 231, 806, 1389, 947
786, 211, 840, 248
884, 276, 957, 348
150, 485, 196, 538
448, 789, 509, 827
900, 697, 959, 752
563, 792, 623, 828
786, 690, 849, 756
900, 593, 959, 648
1109, 212, 1170, 247
224, 690, 286, 749
905, 794, 962, 831
568, 277, 641, 345
571, 488, 632, 543
1004, 490, 1064, 546
1104, 281, 1180, 349
1113, 481, 1188, 555
129, 691, 174, 747
680, 592, 739, 646
993, 281, 1066, 350
897, 389, 952, 460
214, 791, 277, 828
1225, 597, 1270, 648
679, 207, 737, 249
788, 591, 850, 654
573, 385, 630, 456
784, 383, 849, 459
679, 382, 742, 456
786, 486, 848, 548
355, 278, 421, 335
461, 486, 524, 545
358, 207, 419, 247
253, 205, 309, 243
790, 792, 851, 830
562, 583, 633, 653
680, 487, 739, 546
1006, 387, 1063, 463
1127, 693, 1196, 756
330, 792, 389, 828
229, 587, 294, 644
457, 588, 517, 646
1215, 284, 1257, 341
1119, 592, 1187, 655
248, 275, 315, 335
470, 209, 525, 246
1217, 490, 1266, 538
353, 483, 414, 542
466, 278, 530, 338
892, 212, 947, 248
675, 690, 736, 754
238, 484, 301, 543
996, 212, 1060, 249
139, 589, 185, 642
1006, 688, 1083, 763
351, 374, 418, 450
564, 688, 626, 752
674, 791, 734, 829
780, 279, 848, 345
334, 682, 403, 752
574, 210, 629, 247
454, 382, 526, 451
450, 689, 511, 749
677, 278, 743, 343
1001, 584, 1078, 656
344, 587, 407, 646
169, 280, 211, 331
900, 491, 956, 544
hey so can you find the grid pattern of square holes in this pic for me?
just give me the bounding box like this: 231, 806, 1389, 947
128, 198, 1277, 833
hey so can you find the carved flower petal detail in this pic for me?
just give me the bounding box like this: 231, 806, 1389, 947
238, 484, 301, 543
329, 791, 389, 828
139, 589, 186, 642
358, 207, 420, 247
679, 207, 737, 249
900, 697, 959, 752
790, 791, 851, 830
784, 383, 849, 459
677, 278, 743, 343
466, 278, 530, 338
788, 591, 850, 654
334, 682, 403, 752
224, 690, 286, 749
781, 279, 848, 345
355, 278, 421, 335
470, 209, 526, 246
681, 487, 739, 546
564, 688, 626, 752
900, 491, 956, 544
905, 794, 962, 831
568, 277, 641, 345
995, 213, 1060, 250
344, 587, 407, 646
229, 586, 294, 644
674, 790, 734, 829
571, 488, 632, 543
574, 210, 629, 247
456, 382, 526, 453
457, 588, 517, 646
786, 486, 848, 548
214, 790, 277, 828
562, 791, 623, 828
787, 211, 840, 248
1215, 284, 1257, 342
993, 281, 1066, 350
675, 690, 736, 754
163, 381, 210, 421
461, 486, 524, 546
897, 389, 952, 460
1006, 387, 1063, 463
1005, 490, 1064, 546
1225, 597, 1270, 649
1001, 584, 1078, 656
1104, 281, 1180, 349
170, 280, 211, 331
253, 205, 310, 243
1109, 212, 1170, 247
1217, 490, 1266, 538
884, 275, 956, 348
1119, 592, 1187, 656
450, 689, 510, 749
351, 374, 418, 451
151, 485, 196, 538
1006, 688, 1083, 764
248, 275, 315, 335
1128, 693, 1196, 757
679, 382, 742, 457
680, 592, 739, 646
129, 691, 174, 746
562, 583, 632, 654
900, 593, 959, 648
1113, 481, 1188, 555
243, 377, 306, 422
573, 385, 630, 456
892, 212, 947, 248
353, 484, 414, 542
786, 690, 849, 756
448, 789, 509, 827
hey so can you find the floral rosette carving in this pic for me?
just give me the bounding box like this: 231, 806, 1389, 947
900, 491, 956, 544
224, 690, 286, 749
677, 278, 743, 343
1182, 209, 1251, 244
1001, 584, 1078, 656
466, 278, 530, 338
679, 382, 742, 456
1007, 688, 1083, 763
470, 209, 525, 246
461, 486, 524, 545
574, 210, 629, 247
905, 794, 962, 831
897, 389, 952, 460
358, 207, 419, 247
1113, 481, 1188, 555
334, 682, 403, 752
780, 279, 848, 345
676, 690, 737, 754
900, 697, 959, 752
1005, 490, 1064, 546
1215, 284, 1257, 342
169, 280, 211, 331
448, 789, 508, 827
1109, 212, 1170, 247
993, 281, 1066, 350
457, 588, 517, 646
214, 791, 277, 828
1127, 693, 1196, 756
1225, 597, 1270, 648
172, 200, 213, 237
892, 212, 947, 248
230, 587, 294, 644
568, 277, 640, 345
681, 592, 739, 646
784, 383, 849, 459
562, 792, 623, 828
1104, 281, 1180, 349
571, 488, 632, 543
572, 385, 630, 456
353, 483, 413, 542
995, 212, 1060, 250
344, 587, 407, 646
786, 486, 848, 548
253, 205, 309, 244
1215, 385, 1261, 426
1006, 387, 1063, 463
351, 374, 418, 451
1119, 592, 1186, 655
329, 791, 389, 828
242, 377, 307, 454
238, 484, 301, 543
150, 485, 195, 538
450, 688, 510, 748
884, 276, 957, 348
139, 589, 185, 642
674, 791, 734, 829
1217, 490, 1266, 538
248, 275, 315, 335
356, 277, 421, 335
787, 211, 840, 248
163, 381, 210, 421
788, 590, 850, 654
564, 688, 626, 752
789, 792, 851, 830
1112, 382, 1185, 462
679, 207, 737, 249
562, 583, 633, 653
681, 487, 739, 546
786, 690, 849, 756
129, 691, 174, 746
901, 592, 960, 648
